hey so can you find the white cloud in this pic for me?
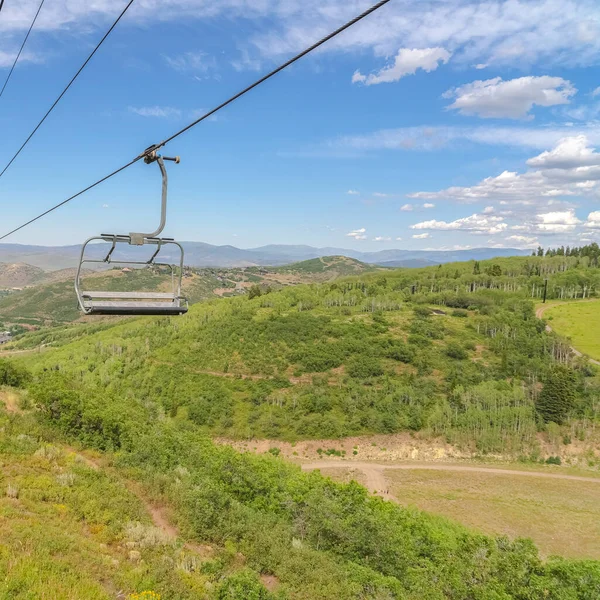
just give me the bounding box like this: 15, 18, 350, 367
331, 124, 600, 154
411, 213, 507, 235
346, 228, 367, 240
400, 204, 414, 211
0, 49, 43, 68
506, 234, 539, 247
373, 236, 391, 242
444, 76, 576, 119
163, 51, 216, 74
102, 204, 109, 209
423, 203, 435, 209
483, 206, 495, 214
395, 237, 402, 241
526, 135, 600, 169
353, 47, 450, 86
408, 135, 600, 207
536, 209, 581, 232
128, 106, 182, 118
585, 211, 600, 229
412, 233, 431, 239
347, 189, 360, 195
3, 0, 600, 75
373, 192, 389, 197
592, 87, 600, 98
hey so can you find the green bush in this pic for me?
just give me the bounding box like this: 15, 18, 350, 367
446, 342, 468, 360
346, 356, 384, 378
0, 359, 30, 387
216, 569, 275, 599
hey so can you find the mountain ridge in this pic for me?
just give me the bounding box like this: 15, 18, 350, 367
0, 242, 530, 270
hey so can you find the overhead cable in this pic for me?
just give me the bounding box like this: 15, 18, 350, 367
0, 0, 391, 241
0, 0, 46, 100
0, 0, 136, 180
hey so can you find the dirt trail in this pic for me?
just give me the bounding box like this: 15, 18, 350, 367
301, 461, 600, 498
65, 447, 212, 555
536, 300, 600, 366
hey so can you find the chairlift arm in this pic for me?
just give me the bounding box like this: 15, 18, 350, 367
130, 152, 180, 243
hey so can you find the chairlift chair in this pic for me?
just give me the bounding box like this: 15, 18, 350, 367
75, 151, 188, 316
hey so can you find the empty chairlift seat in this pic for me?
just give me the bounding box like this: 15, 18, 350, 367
75, 151, 189, 316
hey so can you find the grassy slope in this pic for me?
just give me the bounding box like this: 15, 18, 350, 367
543, 300, 600, 360
0, 418, 208, 599
4, 391, 600, 600
11, 293, 499, 442
385, 468, 600, 560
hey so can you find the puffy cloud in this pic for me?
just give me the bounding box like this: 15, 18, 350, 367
400, 204, 414, 211
592, 87, 600, 98
395, 237, 402, 241
483, 206, 495, 214
506, 234, 539, 247
346, 228, 367, 240
423, 203, 435, 208
347, 189, 360, 195
353, 47, 450, 86
536, 210, 581, 232
128, 106, 182, 118
408, 135, 600, 206
373, 192, 389, 197
373, 236, 391, 242
527, 135, 600, 169
411, 213, 507, 235
584, 211, 600, 229
412, 233, 431, 239
444, 76, 576, 119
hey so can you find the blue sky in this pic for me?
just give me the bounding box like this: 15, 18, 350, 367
1, 0, 600, 251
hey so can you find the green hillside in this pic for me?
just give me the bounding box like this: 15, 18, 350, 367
9, 253, 600, 451
272, 255, 376, 276
2, 251, 600, 598
3, 370, 600, 599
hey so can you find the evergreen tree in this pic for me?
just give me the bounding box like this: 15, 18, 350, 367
536, 366, 577, 424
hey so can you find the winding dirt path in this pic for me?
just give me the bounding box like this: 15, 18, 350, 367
301, 461, 600, 499
536, 300, 600, 366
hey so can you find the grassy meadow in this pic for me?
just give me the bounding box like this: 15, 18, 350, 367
384, 467, 600, 560
543, 300, 600, 361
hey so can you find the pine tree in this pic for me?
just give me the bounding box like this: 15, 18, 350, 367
536, 366, 577, 424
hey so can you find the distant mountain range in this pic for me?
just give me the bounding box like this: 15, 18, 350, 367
0, 242, 530, 271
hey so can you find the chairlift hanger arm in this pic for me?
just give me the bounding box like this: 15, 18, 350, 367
130, 152, 180, 243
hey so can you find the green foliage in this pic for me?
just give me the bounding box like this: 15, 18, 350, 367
216, 570, 276, 599
248, 285, 263, 300
445, 342, 468, 360
0, 359, 30, 387
346, 356, 383, 378
537, 366, 577, 424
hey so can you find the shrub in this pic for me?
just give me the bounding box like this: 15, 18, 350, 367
446, 342, 468, 360
0, 359, 30, 387
386, 343, 414, 363
216, 569, 274, 599
346, 356, 384, 378
451, 309, 468, 318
